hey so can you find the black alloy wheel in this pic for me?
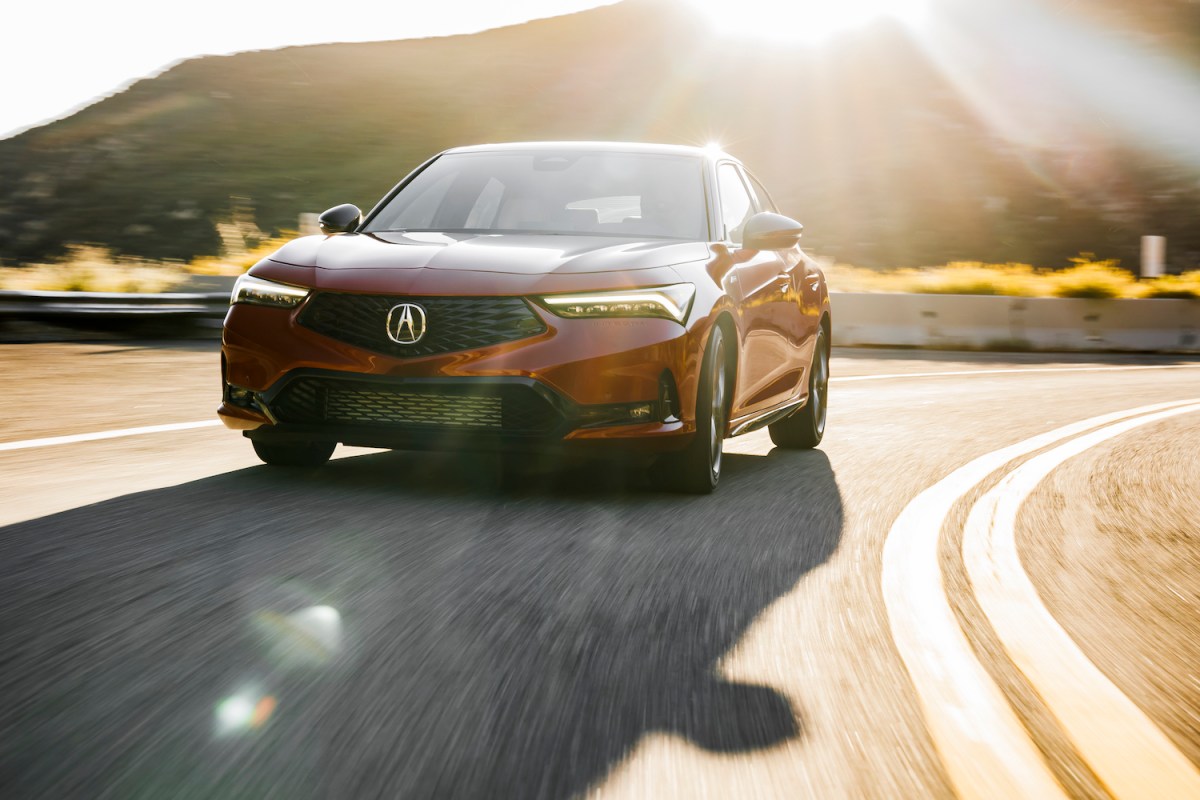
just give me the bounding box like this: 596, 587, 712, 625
768, 324, 829, 449
657, 325, 728, 494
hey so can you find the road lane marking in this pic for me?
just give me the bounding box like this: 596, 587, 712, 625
832, 363, 1200, 383
964, 403, 1200, 800
881, 399, 1200, 799
0, 420, 221, 452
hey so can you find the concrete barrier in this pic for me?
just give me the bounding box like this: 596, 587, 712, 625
831, 293, 1200, 353
2, 287, 1198, 352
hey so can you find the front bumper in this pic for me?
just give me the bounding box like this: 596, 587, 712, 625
219, 300, 701, 453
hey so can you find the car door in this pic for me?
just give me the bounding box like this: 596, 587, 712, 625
743, 169, 817, 398
718, 163, 796, 418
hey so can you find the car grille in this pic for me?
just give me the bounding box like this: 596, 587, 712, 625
297, 293, 547, 358
270, 377, 562, 435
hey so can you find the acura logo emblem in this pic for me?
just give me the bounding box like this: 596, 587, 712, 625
385, 302, 427, 344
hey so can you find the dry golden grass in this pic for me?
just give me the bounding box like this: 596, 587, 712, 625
0, 246, 187, 293
188, 232, 297, 276
1142, 271, 1200, 299
0, 234, 298, 291
825, 257, 1200, 300
1046, 259, 1133, 299
4, 246, 1198, 299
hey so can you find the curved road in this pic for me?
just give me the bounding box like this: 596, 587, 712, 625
1, 342, 1199, 799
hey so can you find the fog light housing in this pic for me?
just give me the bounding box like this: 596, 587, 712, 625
225, 384, 279, 424
578, 401, 661, 428
226, 384, 255, 407
628, 403, 654, 420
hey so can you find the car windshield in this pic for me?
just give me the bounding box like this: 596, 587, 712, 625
364, 151, 708, 240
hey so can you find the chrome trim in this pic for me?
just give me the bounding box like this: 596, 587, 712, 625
729, 395, 807, 437
252, 393, 280, 425
385, 302, 428, 345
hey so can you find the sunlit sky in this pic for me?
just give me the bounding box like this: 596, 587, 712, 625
1, 0, 619, 139
8, 0, 1200, 169
3, 0, 940, 140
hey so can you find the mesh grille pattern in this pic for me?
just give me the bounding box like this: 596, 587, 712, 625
328, 388, 502, 428
298, 293, 546, 357
271, 377, 561, 435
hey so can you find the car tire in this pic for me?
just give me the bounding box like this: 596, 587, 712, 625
252, 439, 337, 467
656, 325, 729, 494
769, 324, 829, 449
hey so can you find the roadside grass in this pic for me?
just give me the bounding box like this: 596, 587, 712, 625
3, 245, 1199, 298
0, 234, 297, 292
0, 245, 187, 293
825, 257, 1200, 300
1141, 272, 1200, 299
187, 232, 298, 276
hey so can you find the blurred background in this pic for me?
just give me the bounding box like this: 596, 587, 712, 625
2, 0, 1200, 293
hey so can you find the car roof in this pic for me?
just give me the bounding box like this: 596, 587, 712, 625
441, 141, 736, 162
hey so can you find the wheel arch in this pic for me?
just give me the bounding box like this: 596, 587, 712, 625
713, 311, 738, 418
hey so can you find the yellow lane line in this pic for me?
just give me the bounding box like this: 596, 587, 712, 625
964, 403, 1200, 800
881, 399, 1200, 799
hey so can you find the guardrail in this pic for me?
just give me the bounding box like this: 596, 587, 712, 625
831, 293, 1200, 353
0, 290, 230, 328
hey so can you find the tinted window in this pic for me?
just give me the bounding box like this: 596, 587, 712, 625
366, 152, 707, 240
717, 164, 754, 244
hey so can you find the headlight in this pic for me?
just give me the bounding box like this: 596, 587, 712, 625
537, 283, 695, 324
230, 274, 310, 308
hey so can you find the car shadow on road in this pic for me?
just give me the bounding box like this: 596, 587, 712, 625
0, 446, 843, 799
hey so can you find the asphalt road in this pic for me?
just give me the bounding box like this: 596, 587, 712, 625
2, 342, 1199, 799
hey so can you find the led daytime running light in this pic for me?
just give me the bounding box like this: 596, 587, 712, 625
231, 274, 310, 308
540, 284, 695, 323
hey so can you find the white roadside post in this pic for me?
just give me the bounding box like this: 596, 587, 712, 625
1141, 235, 1166, 278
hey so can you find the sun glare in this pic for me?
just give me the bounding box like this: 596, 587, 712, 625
692, 0, 930, 44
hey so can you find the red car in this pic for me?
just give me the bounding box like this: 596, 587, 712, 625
219, 142, 830, 493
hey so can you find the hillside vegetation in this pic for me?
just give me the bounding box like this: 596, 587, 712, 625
826, 258, 1200, 299
2, 0, 1199, 271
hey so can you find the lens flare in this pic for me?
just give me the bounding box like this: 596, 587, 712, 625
252, 604, 344, 668
692, 0, 930, 44
907, 0, 1200, 169
215, 690, 277, 736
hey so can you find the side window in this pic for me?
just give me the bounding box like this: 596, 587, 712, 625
717, 164, 754, 244
744, 172, 778, 213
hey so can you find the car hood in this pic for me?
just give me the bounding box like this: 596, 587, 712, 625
267, 232, 710, 276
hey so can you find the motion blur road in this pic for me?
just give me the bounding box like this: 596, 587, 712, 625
2, 341, 1199, 799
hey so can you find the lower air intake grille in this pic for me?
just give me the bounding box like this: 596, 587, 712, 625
327, 388, 502, 428
271, 377, 561, 435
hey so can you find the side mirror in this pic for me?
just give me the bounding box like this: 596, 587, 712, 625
318, 203, 362, 235
742, 212, 804, 251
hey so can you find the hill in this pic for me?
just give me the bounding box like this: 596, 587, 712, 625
2, 0, 1199, 270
